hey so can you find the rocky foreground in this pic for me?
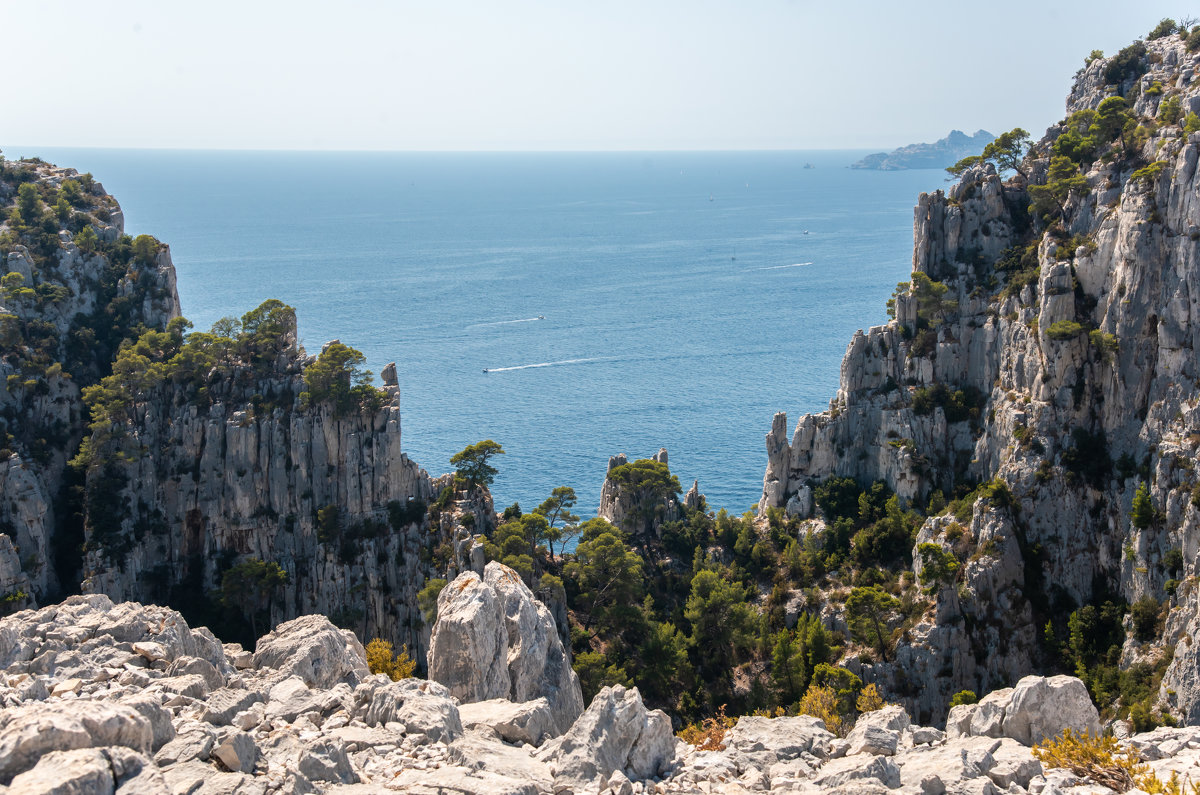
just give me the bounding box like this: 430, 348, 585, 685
2, 565, 1200, 794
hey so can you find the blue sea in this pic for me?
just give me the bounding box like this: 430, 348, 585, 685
17, 148, 946, 516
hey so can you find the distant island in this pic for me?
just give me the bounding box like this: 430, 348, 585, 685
850, 128, 994, 170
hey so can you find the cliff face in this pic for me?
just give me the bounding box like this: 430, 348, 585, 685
77, 331, 449, 656
0, 158, 477, 660
0, 161, 179, 606
760, 34, 1200, 722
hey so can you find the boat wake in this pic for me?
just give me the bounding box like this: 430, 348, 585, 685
754, 262, 813, 271
483, 356, 611, 373
467, 316, 545, 330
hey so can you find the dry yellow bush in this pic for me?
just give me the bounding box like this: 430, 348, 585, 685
856, 683, 886, 713
365, 638, 417, 681
1032, 728, 1177, 793
677, 705, 735, 751
798, 683, 848, 737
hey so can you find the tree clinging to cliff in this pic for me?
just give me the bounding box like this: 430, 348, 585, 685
450, 439, 505, 489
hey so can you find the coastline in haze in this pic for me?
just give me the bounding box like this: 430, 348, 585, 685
17, 147, 948, 514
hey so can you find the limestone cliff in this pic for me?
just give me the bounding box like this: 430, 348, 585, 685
0, 160, 179, 607
760, 33, 1200, 723
0, 157, 479, 661
75, 326, 449, 657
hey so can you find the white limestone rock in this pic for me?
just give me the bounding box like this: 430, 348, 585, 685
0, 700, 152, 782
7, 746, 167, 795
1002, 675, 1100, 745
459, 697, 557, 746
428, 562, 583, 736
723, 714, 834, 760
211, 730, 258, 774
538, 684, 675, 789
355, 676, 463, 743
252, 614, 370, 690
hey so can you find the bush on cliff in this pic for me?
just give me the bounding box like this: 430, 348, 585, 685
300, 340, 387, 417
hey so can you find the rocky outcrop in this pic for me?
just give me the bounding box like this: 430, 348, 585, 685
428, 561, 583, 737
74, 325, 449, 656
5, 596, 1200, 794
759, 32, 1200, 723
850, 128, 995, 171
536, 684, 676, 789
598, 448, 700, 538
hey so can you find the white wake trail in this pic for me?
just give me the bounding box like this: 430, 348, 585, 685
484, 356, 611, 373
467, 316, 544, 329
754, 262, 813, 271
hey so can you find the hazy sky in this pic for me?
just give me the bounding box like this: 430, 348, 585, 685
4, 1, 1187, 151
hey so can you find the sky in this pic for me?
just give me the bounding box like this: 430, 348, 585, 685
2, 1, 1189, 152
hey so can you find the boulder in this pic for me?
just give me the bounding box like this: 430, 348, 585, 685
428, 562, 584, 736
296, 737, 357, 784
448, 729, 555, 791
356, 676, 463, 743
1003, 674, 1100, 745
427, 570, 510, 703
459, 697, 557, 746
943, 676, 1099, 746
252, 614, 370, 689
846, 725, 899, 756
723, 714, 834, 760
201, 687, 265, 726
211, 730, 258, 774
7, 746, 167, 795
118, 694, 176, 750
0, 700, 152, 782
811, 753, 902, 790
154, 724, 216, 767
538, 684, 675, 789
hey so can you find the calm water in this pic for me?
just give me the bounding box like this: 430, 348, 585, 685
18, 148, 945, 515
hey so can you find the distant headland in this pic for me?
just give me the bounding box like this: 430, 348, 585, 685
850, 128, 995, 170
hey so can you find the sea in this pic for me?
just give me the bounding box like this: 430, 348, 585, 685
15, 148, 947, 517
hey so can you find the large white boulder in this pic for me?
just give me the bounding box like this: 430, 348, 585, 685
428, 562, 584, 735
7, 746, 167, 794
252, 613, 370, 689
538, 684, 675, 789
1003, 675, 1100, 745
723, 714, 834, 760
944, 676, 1099, 746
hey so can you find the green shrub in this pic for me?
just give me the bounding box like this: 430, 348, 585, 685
1131, 597, 1161, 642
1089, 330, 1119, 358
1130, 161, 1167, 186
949, 689, 978, 707
1045, 320, 1086, 340
417, 578, 448, 624
1103, 41, 1148, 87
1132, 483, 1155, 528
1158, 95, 1183, 124
1148, 18, 1178, 40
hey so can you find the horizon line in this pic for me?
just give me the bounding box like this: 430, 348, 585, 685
5, 143, 896, 156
